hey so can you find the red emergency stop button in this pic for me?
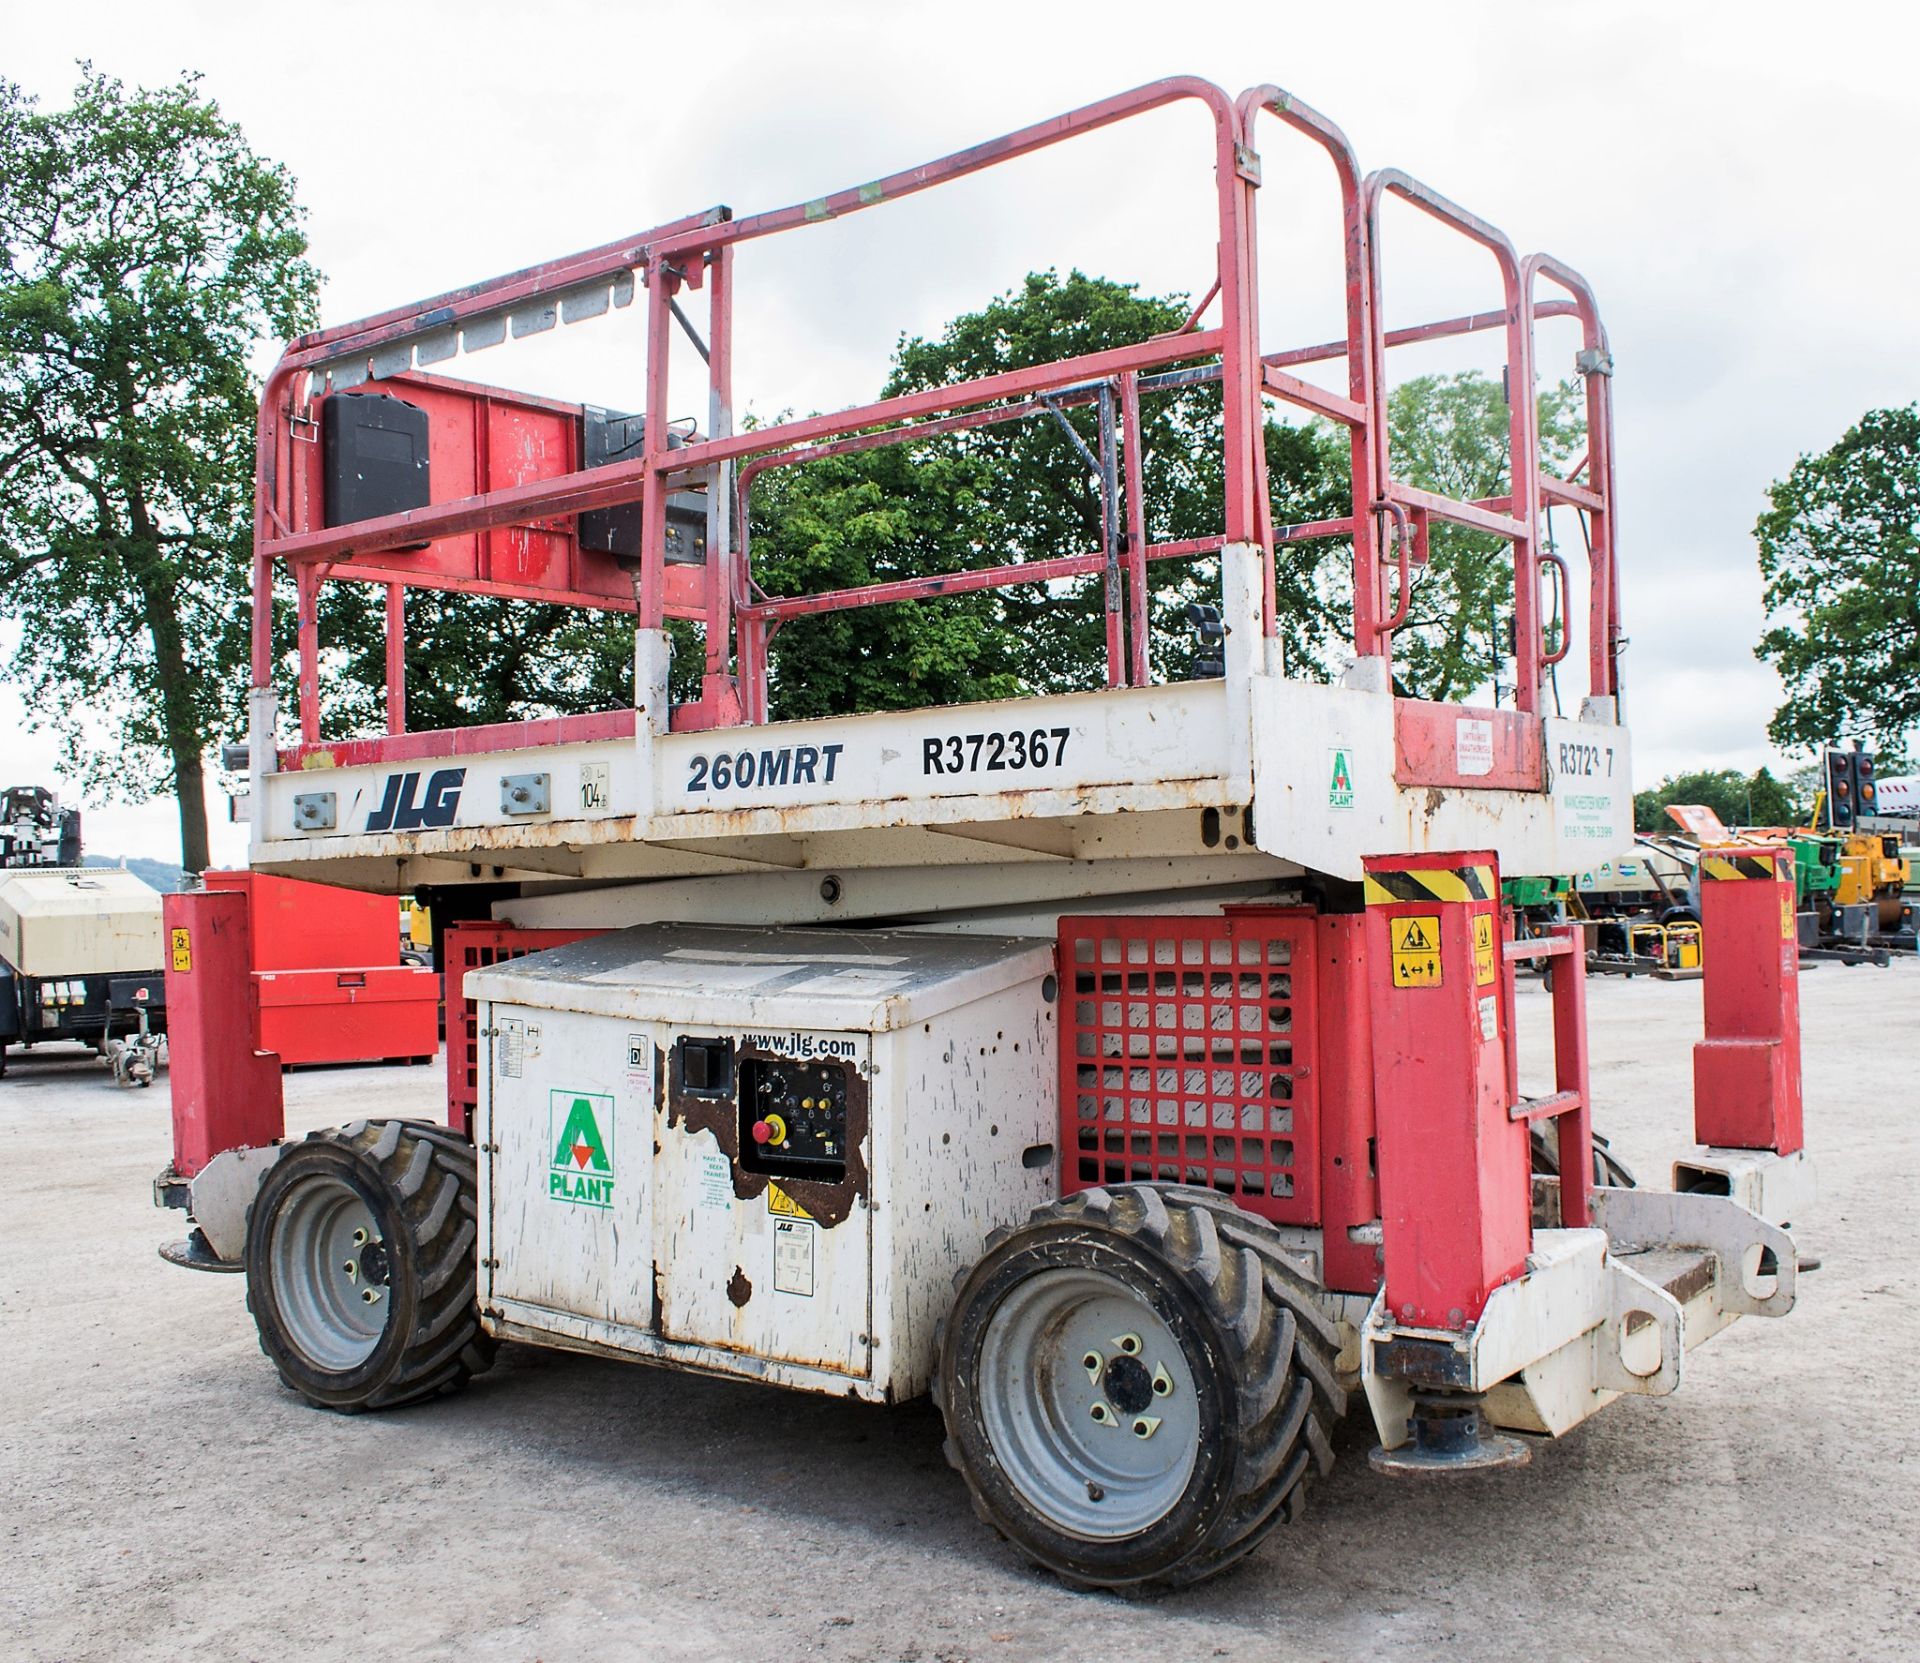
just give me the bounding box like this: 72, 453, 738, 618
752, 1114, 787, 1147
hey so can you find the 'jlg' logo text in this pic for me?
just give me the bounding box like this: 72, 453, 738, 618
367, 768, 465, 832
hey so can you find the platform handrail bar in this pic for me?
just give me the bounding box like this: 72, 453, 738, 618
1363, 168, 1542, 712
633, 79, 1254, 646
250, 79, 1250, 718
1521, 251, 1620, 700
1236, 84, 1379, 648
1539, 548, 1573, 667
1373, 499, 1416, 635
245, 76, 1623, 754
1262, 299, 1580, 373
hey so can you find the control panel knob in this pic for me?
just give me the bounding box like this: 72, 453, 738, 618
751, 1114, 787, 1148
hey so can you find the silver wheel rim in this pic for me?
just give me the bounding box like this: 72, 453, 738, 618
269, 1175, 391, 1371
978, 1267, 1201, 1539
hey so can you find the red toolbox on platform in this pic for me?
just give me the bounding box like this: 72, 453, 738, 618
201, 871, 439, 1068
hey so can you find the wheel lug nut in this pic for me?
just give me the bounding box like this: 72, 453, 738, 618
343, 1261, 356, 1277
1132, 1415, 1162, 1439
352, 1229, 368, 1246
361, 1289, 380, 1304
1089, 1402, 1112, 1425
1114, 1333, 1142, 1356
1152, 1364, 1174, 1397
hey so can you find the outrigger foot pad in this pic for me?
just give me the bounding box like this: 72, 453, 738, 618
159, 1228, 243, 1274
1368, 1395, 1532, 1478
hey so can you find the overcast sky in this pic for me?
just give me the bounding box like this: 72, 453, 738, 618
6, 0, 1918, 867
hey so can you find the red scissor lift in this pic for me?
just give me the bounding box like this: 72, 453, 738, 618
159, 78, 1809, 1588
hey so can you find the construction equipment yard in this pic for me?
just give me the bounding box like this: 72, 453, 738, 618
5, 17, 1919, 1660
6, 961, 1913, 1663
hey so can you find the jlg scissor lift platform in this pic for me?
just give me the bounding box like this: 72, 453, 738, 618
159, 78, 1812, 1591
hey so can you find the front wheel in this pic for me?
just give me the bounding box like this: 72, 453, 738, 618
935, 1185, 1345, 1591
245, 1119, 495, 1412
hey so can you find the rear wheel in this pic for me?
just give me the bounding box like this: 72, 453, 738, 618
1530, 1123, 1636, 1189
245, 1119, 494, 1412
936, 1184, 1345, 1591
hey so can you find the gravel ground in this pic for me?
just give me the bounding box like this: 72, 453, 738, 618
3, 959, 1916, 1663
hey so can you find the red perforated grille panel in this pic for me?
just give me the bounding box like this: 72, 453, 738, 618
444, 924, 603, 1134
1059, 912, 1319, 1225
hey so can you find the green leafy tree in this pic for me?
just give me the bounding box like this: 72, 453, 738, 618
876, 270, 1223, 695
1386, 372, 1586, 704
0, 69, 319, 870
1756, 404, 1920, 750
315, 589, 651, 737
1633, 766, 1803, 833
749, 439, 1026, 719
756, 269, 1349, 712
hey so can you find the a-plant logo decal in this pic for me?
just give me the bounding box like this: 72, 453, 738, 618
549, 1090, 615, 1208
1327, 747, 1355, 811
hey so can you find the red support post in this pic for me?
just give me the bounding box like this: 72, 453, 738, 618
1363, 851, 1530, 1328
638, 264, 675, 634
1316, 913, 1382, 1294
1693, 847, 1804, 1153
703, 244, 735, 698
296, 563, 322, 743
384, 582, 406, 735
1118, 370, 1150, 687
1547, 924, 1594, 1228
161, 890, 284, 1179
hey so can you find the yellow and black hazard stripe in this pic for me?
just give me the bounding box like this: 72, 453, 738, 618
1363, 863, 1496, 905
1701, 852, 1783, 882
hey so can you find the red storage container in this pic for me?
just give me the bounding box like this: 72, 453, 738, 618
201, 870, 399, 972
255, 965, 440, 1067
198, 871, 439, 1069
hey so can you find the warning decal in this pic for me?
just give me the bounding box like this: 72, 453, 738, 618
1389, 915, 1443, 988
1474, 913, 1497, 985
766, 1181, 813, 1221
169, 928, 192, 973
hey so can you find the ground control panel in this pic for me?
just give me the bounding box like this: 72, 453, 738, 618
466, 923, 1061, 1401
743, 1057, 851, 1179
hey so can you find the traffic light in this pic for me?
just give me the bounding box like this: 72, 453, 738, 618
1824, 745, 1878, 828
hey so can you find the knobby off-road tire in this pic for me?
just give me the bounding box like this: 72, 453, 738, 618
245, 1119, 495, 1412
935, 1184, 1346, 1592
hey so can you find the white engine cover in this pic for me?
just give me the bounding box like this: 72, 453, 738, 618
469, 923, 1059, 1402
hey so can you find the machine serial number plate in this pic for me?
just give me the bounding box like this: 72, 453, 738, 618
922, 727, 1071, 775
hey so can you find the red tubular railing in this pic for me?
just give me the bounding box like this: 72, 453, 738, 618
249, 76, 1621, 752
1522, 253, 1620, 702
1236, 85, 1379, 650
1365, 168, 1545, 712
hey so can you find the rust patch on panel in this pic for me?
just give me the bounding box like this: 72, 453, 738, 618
726, 1266, 753, 1307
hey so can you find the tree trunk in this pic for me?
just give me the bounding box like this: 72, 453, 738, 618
135, 568, 213, 873
118, 468, 213, 872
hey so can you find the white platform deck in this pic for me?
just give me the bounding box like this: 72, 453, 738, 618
250, 669, 1631, 900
